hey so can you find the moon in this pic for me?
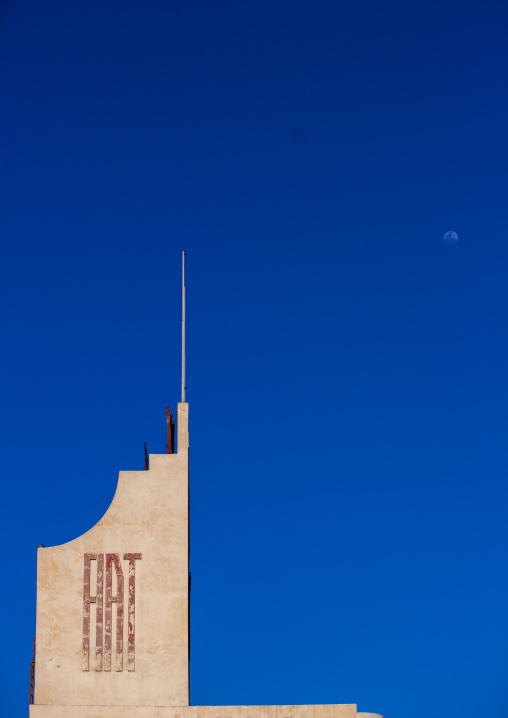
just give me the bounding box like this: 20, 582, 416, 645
443, 230, 459, 243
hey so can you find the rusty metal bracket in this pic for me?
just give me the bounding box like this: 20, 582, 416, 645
29, 636, 35, 708
166, 407, 175, 454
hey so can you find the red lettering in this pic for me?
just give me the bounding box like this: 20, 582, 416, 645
123, 553, 142, 671
83, 552, 141, 672
105, 554, 124, 672
82, 553, 96, 671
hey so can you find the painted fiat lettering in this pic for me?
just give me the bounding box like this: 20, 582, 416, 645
82, 553, 141, 672
105, 553, 124, 671
82, 553, 96, 672
123, 553, 142, 671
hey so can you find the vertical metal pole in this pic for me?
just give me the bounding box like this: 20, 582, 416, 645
182, 251, 186, 403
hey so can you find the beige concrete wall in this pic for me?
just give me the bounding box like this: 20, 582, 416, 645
30, 704, 358, 718
33, 404, 190, 708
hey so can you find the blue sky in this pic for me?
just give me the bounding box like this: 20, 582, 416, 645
1, 1, 508, 716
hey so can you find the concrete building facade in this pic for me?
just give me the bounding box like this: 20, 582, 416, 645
30, 400, 383, 718
30, 258, 383, 716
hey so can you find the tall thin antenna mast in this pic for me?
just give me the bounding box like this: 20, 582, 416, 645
181, 251, 186, 403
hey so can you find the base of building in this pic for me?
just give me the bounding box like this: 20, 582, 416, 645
30, 704, 382, 718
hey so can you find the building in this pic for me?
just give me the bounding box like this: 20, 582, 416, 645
30, 255, 383, 718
